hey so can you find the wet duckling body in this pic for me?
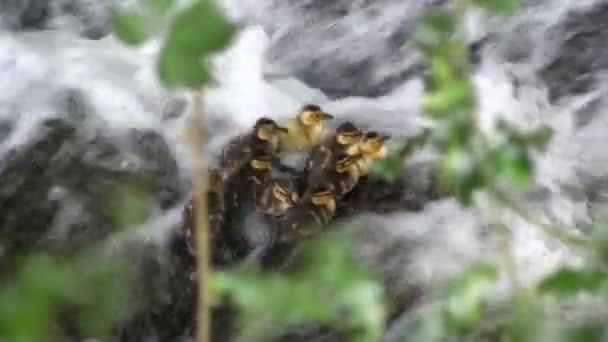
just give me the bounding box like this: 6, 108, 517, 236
278, 181, 337, 244
220, 117, 287, 178
357, 131, 391, 176
220, 147, 277, 261
326, 152, 365, 199
303, 121, 362, 190
224, 146, 274, 210
278, 105, 334, 153
253, 178, 299, 217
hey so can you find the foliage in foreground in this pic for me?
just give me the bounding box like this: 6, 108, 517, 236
3, 0, 608, 341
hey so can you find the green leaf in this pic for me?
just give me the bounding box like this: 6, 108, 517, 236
412, 9, 456, 48
525, 126, 554, 151
443, 263, 497, 332
157, 45, 210, 88
369, 155, 402, 182
440, 148, 485, 205
562, 322, 607, 342
146, 0, 173, 13
472, 0, 522, 13
591, 219, 608, 267
486, 143, 532, 188
430, 56, 458, 86
506, 294, 546, 342
111, 12, 151, 45
537, 267, 608, 297
213, 232, 385, 341
167, 0, 237, 56
422, 80, 473, 116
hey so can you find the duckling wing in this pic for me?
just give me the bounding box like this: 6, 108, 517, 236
305, 139, 333, 172
220, 134, 254, 177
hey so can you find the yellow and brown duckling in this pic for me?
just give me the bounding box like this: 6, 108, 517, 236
303, 121, 363, 185
356, 131, 391, 176
253, 178, 299, 217
278, 104, 334, 153
182, 168, 226, 256
327, 151, 365, 199
224, 145, 275, 210
278, 181, 337, 243
220, 117, 288, 178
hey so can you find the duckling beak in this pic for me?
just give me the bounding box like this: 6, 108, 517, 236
321, 112, 334, 120
380, 134, 391, 141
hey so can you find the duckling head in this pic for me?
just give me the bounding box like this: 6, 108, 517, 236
310, 182, 336, 207
335, 152, 363, 173
335, 121, 363, 146
360, 131, 391, 156
297, 104, 334, 127
207, 168, 223, 193
254, 117, 288, 141
249, 147, 273, 170
272, 179, 299, 207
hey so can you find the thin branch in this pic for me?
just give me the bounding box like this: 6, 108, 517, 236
488, 187, 593, 250
493, 221, 520, 290
190, 91, 212, 342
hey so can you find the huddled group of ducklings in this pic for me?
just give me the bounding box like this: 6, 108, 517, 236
181, 104, 391, 264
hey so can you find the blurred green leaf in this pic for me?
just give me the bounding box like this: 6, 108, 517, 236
157, 45, 210, 88
562, 322, 607, 342
146, 0, 173, 13
422, 80, 473, 116
537, 267, 608, 298
592, 219, 608, 267
167, 0, 237, 56
213, 232, 385, 341
440, 147, 485, 205
369, 155, 402, 182
430, 56, 458, 86
0, 253, 129, 341
105, 181, 154, 229
472, 0, 522, 13
111, 12, 151, 45
412, 9, 456, 48
443, 263, 498, 332
486, 143, 532, 188
525, 126, 554, 151
506, 295, 546, 342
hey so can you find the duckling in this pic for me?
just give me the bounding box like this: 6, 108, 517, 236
220, 117, 288, 178
219, 147, 276, 261
278, 104, 334, 153
328, 152, 365, 199
302, 121, 363, 189
224, 145, 274, 210
278, 181, 337, 243
253, 178, 299, 217
356, 131, 391, 176
182, 168, 226, 256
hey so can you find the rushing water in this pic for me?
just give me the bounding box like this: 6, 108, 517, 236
2, 0, 608, 301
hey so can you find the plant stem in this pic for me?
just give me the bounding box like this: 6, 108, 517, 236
190, 91, 212, 342
488, 187, 593, 250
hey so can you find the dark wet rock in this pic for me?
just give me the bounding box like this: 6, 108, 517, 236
248, 0, 497, 99
0, 0, 112, 39
251, 0, 445, 99
0, 0, 49, 30
539, 2, 608, 103
0, 89, 184, 273
0, 120, 12, 143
